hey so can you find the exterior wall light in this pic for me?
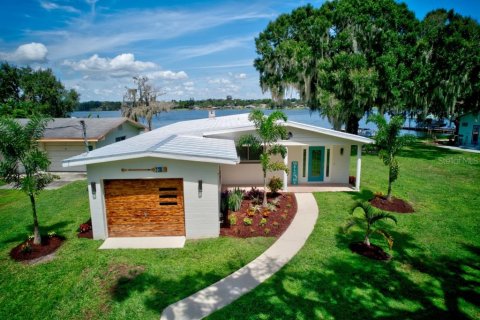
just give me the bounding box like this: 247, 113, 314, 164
90, 182, 97, 199
198, 180, 203, 198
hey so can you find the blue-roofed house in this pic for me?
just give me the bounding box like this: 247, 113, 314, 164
63, 112, 373, 242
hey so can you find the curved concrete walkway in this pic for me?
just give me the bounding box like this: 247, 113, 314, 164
160, 193, 318, 320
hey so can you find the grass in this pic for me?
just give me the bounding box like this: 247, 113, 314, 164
1, 142, 479, 319
0, 181, 274, 320
208, 142, 480, 319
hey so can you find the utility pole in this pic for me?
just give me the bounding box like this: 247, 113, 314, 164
79, 120, 89, 153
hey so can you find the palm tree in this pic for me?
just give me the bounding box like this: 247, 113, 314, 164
368, 114, 415, 200
238, 110, 289, 206
345, 202, 397, 249
0, 116, 55, 245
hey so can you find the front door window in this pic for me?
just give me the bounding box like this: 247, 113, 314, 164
308, 146, 325, 182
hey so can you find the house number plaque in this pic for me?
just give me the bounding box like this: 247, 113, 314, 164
121, 166, 168, 173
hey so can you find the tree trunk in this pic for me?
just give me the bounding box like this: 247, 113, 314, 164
263, 170, 268, 207
346, 114, 360, 134
364, 235, 371, 246
29, 194, 41, 245
387, 167, 393, 201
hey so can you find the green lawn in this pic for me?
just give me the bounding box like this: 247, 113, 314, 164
1, 143, 479, 319
208, 143, 480, 319
0, 182, 274, 320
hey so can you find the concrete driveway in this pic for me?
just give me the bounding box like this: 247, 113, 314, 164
0, 172, 87, 190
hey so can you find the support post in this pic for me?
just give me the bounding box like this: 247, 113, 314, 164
283, 149, 288, 191
355, 145, 362, 191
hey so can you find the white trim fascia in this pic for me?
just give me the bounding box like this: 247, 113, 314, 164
286, 121, 374, 144
62, 152, 239, 167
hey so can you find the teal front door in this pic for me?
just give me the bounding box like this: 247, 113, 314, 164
308, 146, 325, 182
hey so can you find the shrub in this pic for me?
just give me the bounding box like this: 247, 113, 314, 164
270, 197, 281, 207
20, 243, 32, 253
349, 176, 356, 186
27, 234, 34, 241
259, 218, 267, 226
268, 176, 283, 194
229, 214, 237, 226
79, 223, 92, 233
246, 187, 263, 201
228, 188, 244, 211
281, 213, 288, 220
266, 203, 277, 212
248, 204, 261, 216
273, 221, 280, 228
262, 209, 270, 218
264, 228, 271, 235
243, 217, 253, 226
47, 231, 57, 238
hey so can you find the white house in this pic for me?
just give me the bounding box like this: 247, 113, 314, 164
63, 113, 373, 241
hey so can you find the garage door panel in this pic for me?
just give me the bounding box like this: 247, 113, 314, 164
104, 179, 185, 237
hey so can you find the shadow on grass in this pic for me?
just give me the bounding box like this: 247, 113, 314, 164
210, 242, 479, 320
347, 189, 374, 202
398, 142, 464, 161
108, 256, 287, 318
1, 220, 72, 244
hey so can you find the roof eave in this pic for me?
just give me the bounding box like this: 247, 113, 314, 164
62, 152, 239, 167
286, 121, 374, 144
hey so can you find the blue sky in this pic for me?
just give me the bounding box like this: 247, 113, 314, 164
0, 0, 479, 102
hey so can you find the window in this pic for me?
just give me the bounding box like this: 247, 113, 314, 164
115, 136, 126, 142
238, 146, 262, 162
326, 149, 330, 177
302, 149, 306, 177
88, 145, 93, 151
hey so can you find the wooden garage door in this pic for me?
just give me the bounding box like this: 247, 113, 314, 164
104, 179, 185, 237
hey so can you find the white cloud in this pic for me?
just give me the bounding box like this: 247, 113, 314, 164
63, 53, 157, 77
0, 42, 49, 63
235, 73, 247, 79
208, 78, 231, 84
40, 1, 80, 13
147, 70, 188, 80
183, 81, 194, 86
30, 5, 272, 60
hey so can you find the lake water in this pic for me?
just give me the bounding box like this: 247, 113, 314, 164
71, 108, 424, 136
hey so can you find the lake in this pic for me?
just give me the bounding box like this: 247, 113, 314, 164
71, 108, 424, 136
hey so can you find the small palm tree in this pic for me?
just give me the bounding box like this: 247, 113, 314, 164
368, 114, 415, 200
238, 110, 289, 206
344, 202, 397, 249
0, 116, 55, 245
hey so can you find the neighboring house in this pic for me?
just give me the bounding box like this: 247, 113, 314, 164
63, 112, 373, 240
18, 118, 146, 171
457, 112, 480, 149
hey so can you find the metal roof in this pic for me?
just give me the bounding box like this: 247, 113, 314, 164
63, 113, 373, 167
17, 117, 145, 141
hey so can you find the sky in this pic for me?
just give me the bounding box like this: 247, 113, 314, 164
0, 0, 479, 102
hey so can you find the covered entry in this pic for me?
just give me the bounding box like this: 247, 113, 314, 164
104, 179, 185, 237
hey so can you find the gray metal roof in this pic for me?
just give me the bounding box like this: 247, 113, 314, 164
63, 113, 373, 167
17, 117, 145, 140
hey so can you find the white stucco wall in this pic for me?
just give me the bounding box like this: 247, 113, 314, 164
96, 122, 143, 148
86, 157, 220, 240
217, 126, 356, 186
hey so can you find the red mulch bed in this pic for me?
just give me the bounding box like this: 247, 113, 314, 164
10, 235, 65, 262
220, 192, 297, 238
370, 195, 414, 213
78, 219, 93, 239
349, 241, 391, 261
